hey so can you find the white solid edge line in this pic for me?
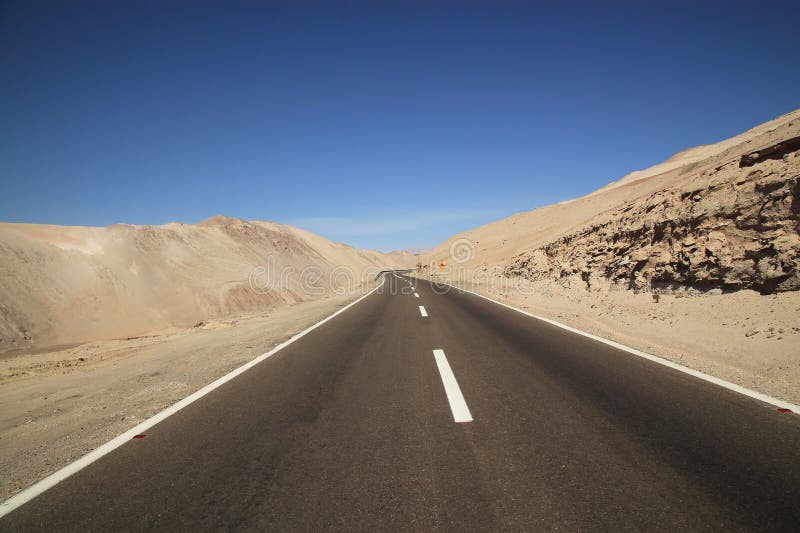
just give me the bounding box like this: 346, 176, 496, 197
414, 293, 419, 298
419, 277, 800, 415
419, 305, 428, 317
0, 278, 387, 519
432, 349, 473, 423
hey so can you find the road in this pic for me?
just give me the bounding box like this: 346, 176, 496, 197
2, 273, 800, 531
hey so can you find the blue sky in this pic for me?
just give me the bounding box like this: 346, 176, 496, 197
1, 1, 798, 251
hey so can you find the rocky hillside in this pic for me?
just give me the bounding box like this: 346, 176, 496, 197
421, 110, 800, 295
0, 216, 412, 352
506, 135, 800, 294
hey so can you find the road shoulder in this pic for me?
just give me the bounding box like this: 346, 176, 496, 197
0, 290, 367, 501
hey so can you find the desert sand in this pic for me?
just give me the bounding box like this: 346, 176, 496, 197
418, 109, 800, 403
0, 215, 412, 353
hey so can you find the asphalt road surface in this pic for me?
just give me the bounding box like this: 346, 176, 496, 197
3, 273, 800, 531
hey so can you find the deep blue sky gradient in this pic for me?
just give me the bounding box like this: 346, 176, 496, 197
1, 1, 798, 250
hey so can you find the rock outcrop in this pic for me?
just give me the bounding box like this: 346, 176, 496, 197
505, 139, 800, 294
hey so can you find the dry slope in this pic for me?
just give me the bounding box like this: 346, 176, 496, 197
0, 215, 412, 353
421, 109, 800, 295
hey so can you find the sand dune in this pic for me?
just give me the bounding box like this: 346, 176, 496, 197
0, 215, 412, 353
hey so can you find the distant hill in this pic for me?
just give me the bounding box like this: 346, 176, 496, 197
0, 216, 412, 352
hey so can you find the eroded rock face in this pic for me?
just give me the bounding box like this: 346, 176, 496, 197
739, 135, 800, 167
505, 143, 800, 294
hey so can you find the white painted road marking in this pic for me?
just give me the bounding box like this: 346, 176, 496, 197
419, 276, 800, 415
0, 280, 387, 519
414, 293, 419, 298
419, 305, 428, 317
432, 349, 473, 423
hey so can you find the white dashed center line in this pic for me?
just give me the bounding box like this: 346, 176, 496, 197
414, 293, 419, 298
419, 306, 428, 317
432, 349, 473, 423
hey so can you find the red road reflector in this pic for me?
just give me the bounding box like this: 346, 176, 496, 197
777, 408, 792, 413
132, 434, 147, 439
